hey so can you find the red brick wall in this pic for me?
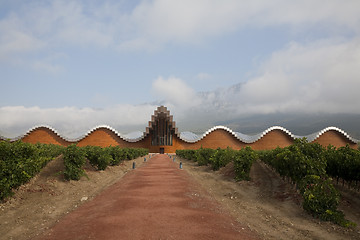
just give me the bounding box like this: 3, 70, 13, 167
77, 128, 150, 148
77, 128, 125, 147
250, 130, 294, 150
175, 129, 246, 151
312, 130, 358, 149
171, 129, 295, 152
19, 127, 358, 152
22, 128, 70, 146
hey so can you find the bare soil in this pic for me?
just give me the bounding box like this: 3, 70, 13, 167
0, 155, 359, 240
182, 159, 360, 240
0, 155, 147, 240
36, 154, 257, 240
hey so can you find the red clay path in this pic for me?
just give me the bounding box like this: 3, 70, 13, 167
38, 154, 258, 240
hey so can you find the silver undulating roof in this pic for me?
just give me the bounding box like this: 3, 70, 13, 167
177, 125, 293, 143
0, 124, 73, 142
0, 125, 147, 143
0, 125, 358, 144
303, 126, 358, 143
178, 125, 358, 144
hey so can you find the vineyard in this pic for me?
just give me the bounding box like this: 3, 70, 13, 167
177, 140, 360, 227
1, 139, 359, 231
0, 141, 64, 200
63, 145, 148, 180
0, 141, 148, 200
176, 147, 257, 181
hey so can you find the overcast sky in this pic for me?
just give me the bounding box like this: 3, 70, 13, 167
1, 0, 360, 138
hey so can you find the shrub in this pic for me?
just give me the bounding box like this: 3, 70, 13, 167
83, 146, 148, 170
261, 139, 326, 184
233, 147, 257, 181
124, 148, 149, 160
126, 148, 137, 160
106, 146, 126, 165
195, 147, 216, 166
97, 152, 112, 170
259, 147, 284, 167
84, 146, 110, 171
299, 175, 340, 215
177, 147, 256, 181
299, 175, 355, 227
0, 141, 58, 200
35, 143, 65, 158
209, 148, 225, 171
258, 140, 356, 227
63, 144, 86, 180
335, 145, 360, 184
324, 144, 360, 188
176, 149, 196, 160
209, 147, 235, 171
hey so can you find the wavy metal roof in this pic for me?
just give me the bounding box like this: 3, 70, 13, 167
1, 125, 358, 144
178, 125, 358, 144
2, 106, 357, 144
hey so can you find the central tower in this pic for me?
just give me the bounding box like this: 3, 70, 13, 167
151, 112, 173, 146
146, 106, 178, 153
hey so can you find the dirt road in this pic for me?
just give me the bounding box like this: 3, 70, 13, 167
37, 154, 258, 240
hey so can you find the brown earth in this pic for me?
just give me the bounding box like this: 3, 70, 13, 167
37, 154, 257, 240
0, 155, 148, 240
0, 155, 359, 240
182, 159, 360, 240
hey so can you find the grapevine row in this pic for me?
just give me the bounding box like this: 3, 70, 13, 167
176, 147, 257, 181
63, 145, 148, 180
0, 141, 64, 200
0, 141, 148, 201
258, 138, 358, 227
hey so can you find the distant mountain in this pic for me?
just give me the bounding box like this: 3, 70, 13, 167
215, 113, 360, 140
192, 82, 360, 140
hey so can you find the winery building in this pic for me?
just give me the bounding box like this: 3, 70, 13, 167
1, 106, 358, 153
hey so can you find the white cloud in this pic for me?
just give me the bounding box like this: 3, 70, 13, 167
125, 0, 360, 49
258, 1, 360, 32
201, 37, 360, 115
32, 61, 64, 74
2, 34, 360, 137
30, 52, 67, 74
196, 73, 212, 81
20, 0, 115, 47
131, 0, 242, 43
0, 104, 157, 138
152, 37, 360, 127
1, 0, 359, 54
0, 16, 45, 60
152, 76, 201, 108
1, 0, 360, 135
0, 0, 359, 72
